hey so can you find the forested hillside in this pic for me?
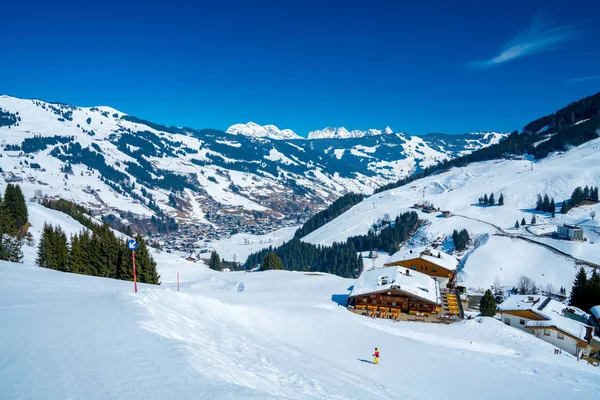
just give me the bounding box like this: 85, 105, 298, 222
376, 91, 600, 194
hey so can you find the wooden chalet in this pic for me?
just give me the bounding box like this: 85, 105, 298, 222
348, 266, 441, 318
384, 247, 458, 289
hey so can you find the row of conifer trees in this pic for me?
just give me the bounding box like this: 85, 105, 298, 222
37, 222, 160, 284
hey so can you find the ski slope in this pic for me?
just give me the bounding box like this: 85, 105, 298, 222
2, 257, 600, 400
302, 138, 600, 290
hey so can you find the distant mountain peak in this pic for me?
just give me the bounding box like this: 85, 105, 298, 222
226, 122, 302, 140
307, 126, 396, 140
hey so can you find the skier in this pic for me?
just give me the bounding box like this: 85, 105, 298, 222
373, 347, 380, 365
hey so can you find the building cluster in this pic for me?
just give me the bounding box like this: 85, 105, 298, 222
347, 247, 463, 323
497, 295, 600, 360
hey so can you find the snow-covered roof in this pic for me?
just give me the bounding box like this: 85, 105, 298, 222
498, 295, 592, 341
384, 247, 458, 272
349, 266, 440, 305
591, 305, 600, 320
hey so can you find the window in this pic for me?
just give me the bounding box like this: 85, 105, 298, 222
362, 299, 367, 304
411, 265, 416, 270
432, 267, 437, 272
392, 302, 397, 306
504, 318, 510, 325
424, 266, 428, 271
557, 332, 564, 340
544, 329, 551, 336
519, 319, 525, 325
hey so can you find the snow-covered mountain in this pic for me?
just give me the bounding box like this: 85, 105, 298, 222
226, 122, 302, 140
307, 126, 395, 139
0, 95, 505, 241
302, 136, 600, 291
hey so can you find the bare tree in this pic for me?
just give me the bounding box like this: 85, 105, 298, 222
544, 283, 555, 296
493, 276, 502, 295
518, 275, 535, 295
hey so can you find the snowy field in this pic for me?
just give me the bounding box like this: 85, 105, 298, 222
2, 202, 600, 399
198, 226, 298, 263
2, 258, 600, 400
302, 138, 600, 291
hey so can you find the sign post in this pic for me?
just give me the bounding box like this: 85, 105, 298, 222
127, 239, 139, 293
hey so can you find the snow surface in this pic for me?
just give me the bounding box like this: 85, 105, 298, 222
198, 226, 298, 263
307, 126, 396, 140
1, 202, 600, 399
303, 138, 600, 291
2, 259, 600, 399
226, 122, 302, 140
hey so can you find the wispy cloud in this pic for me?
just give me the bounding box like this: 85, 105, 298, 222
567, 74, 600, 84
471, 14, 583, 68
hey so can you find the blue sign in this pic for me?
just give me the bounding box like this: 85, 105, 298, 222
127, 239, 138, 251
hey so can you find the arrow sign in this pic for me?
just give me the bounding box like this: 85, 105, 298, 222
127, 239, 138, 251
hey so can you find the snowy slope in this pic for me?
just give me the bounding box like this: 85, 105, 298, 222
0, 96, 505, 238
226, 122, 302, 140
303, 138, 600, 291
2, 258, 600, 400
307, 126, 395, 139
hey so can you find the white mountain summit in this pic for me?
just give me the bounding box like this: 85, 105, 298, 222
226, 122, 302, 140
307, 126, 395, 139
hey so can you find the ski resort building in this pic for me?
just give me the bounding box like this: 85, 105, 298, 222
348, 266, 441, 318
497, 295, 596, 357
556, 224, 585, 241
384, 247, 458, 289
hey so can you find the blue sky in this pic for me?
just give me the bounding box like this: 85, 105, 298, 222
1, 0, 599, 136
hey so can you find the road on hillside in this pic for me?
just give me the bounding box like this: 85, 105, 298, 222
452, 214, 600, 270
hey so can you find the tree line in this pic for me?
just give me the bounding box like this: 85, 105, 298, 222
478, 193, 504, 206
346, 211, 419, 254
570, 267, 600, 312
244, 238, 363, 278
374, 91, 600, 195
37, 222, 160, 284
452, 229, 470, 251
560, 185, 599, 214
294, 193, 363, 239
535, 193, 556, 216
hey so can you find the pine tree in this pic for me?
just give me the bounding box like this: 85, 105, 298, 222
588, 270, 600, 311
483, 194, 488, 205
209, 250, 222, 271
542, 194, 550, 212
569, 267, 588, 309
479, 289, 497, 317
515, 220, 519, 229
521, 218, 526, 226
498, 193, 504, 206
560, 201, 568, 214
531, 215, 536, 225
51, 225, 69, 272
262, 252, 284, 271
550, 198, 555, 217
132, 234, 160, 284
69, 234, 87, 274
0, 234, 23, 262
535, 194, 543, 211
488, 193, 495, 206
583, 186, 591, 200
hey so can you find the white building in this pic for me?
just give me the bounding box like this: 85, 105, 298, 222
498, 295, 595, 357
556, 224, 584, 241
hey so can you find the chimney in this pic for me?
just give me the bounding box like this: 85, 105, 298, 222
406, 270, 410, 276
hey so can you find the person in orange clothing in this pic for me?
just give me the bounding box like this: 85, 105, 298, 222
373, 348, 380, 364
